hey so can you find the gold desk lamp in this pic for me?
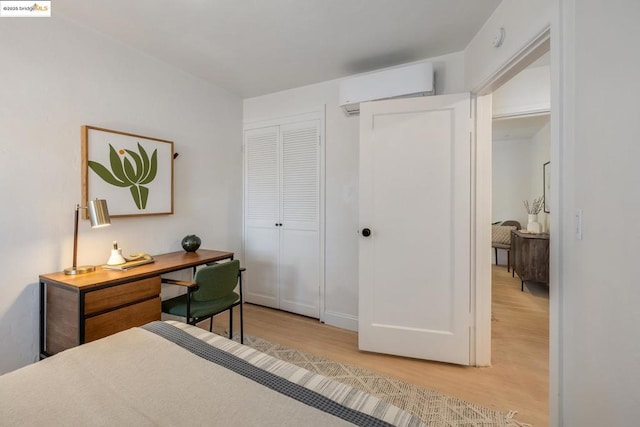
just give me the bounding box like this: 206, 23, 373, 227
64, 199, 111, 275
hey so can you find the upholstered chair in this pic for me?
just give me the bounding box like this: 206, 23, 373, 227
491, 221, 520, 271
162, 260, 244, 343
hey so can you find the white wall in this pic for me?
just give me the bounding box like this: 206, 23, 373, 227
529, 122, 550, 231
243, 52, 465, 331
558, 0, 640, 425
492, 138, 532, 226
492, 121, 551, 233
493, 65, 551, 117
0, 16, 243, 373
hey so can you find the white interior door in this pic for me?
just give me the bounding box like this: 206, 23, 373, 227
244, 126, 280, 308
359, 94, 472, 365
279, 120, 321, 317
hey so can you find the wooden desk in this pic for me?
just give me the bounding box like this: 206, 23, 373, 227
39, 249, 234, 358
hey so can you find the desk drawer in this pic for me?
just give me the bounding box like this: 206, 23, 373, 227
84, 276, 161, 315
85, 297, 161, 343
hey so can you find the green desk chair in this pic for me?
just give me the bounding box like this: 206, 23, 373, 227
161, 260, 244, 344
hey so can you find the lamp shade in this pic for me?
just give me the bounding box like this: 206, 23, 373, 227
64, 199, 111, 275
88, 199, 111, 228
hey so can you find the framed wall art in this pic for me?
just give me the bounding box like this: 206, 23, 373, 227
82, 126, 174, 218
543, 161, 550, 213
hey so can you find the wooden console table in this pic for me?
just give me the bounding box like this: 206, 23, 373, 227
39, 249, 234, 358
510, 230, 549, 291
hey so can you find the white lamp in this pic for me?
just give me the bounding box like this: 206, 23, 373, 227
64, 199, 111, 275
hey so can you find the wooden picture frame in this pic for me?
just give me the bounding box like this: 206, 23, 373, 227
82, 126, 174, 218
543, 161, 550, 213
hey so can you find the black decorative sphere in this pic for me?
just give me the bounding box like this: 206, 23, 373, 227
181, 235, 201, 252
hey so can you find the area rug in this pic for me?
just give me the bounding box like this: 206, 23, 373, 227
243, 335, 530, 427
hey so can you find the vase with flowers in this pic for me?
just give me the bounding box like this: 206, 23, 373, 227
523, 196, 544, 233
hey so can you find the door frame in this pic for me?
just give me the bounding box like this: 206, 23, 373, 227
471, 28, 551, 367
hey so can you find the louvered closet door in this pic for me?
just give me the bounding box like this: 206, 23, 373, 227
278, 120, 320, 318
244, 126, 280, 308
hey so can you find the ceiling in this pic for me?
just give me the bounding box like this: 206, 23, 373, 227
54, 0, 502, 98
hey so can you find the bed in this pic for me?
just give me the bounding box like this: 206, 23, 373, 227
0, 321, 425, 426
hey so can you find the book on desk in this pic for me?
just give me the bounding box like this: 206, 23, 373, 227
102, 254, 155, 271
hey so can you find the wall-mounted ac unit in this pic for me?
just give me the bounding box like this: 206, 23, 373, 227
338, 62, 434, 115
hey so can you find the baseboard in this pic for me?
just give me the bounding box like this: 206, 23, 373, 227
322, 310, 358, 332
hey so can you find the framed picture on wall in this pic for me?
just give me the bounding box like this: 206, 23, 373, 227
82, 126, 174, 218
543, 161, 550, 213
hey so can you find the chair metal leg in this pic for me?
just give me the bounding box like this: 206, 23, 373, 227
240, 302, 244, 344
507, 250, 511, 272
209, 316, 213, 332
239, 269, 244, 344
494, 247, 498, 265
229, 307, 233, 340
186, 288, 192, 325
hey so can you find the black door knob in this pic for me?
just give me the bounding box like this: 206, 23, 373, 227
362, 228, 371, 237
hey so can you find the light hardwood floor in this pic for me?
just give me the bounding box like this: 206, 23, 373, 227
207, 265, 549, 426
